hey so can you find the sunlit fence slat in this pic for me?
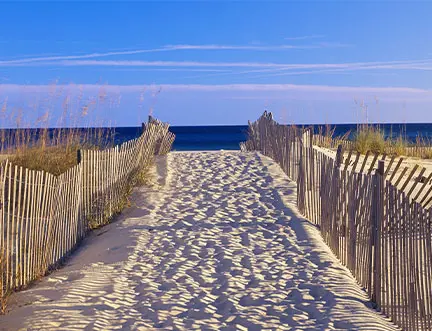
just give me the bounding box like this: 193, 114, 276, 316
0, 120, 175, 304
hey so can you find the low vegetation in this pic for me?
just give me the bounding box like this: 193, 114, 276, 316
352, 125, 432, 158
4, 128, 115, 175
354, 125, 387, 154
316, 123, 432, 159
0, 86, 165, 312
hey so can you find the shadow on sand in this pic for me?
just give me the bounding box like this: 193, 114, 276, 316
0, 152, 398, 331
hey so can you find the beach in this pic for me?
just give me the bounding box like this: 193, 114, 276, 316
1, 151, 397, 330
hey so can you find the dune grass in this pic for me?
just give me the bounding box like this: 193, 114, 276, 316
316, 123, 432, 159
5, 127, 115, 175
0, 84, 120, 175
0, 86, 162, 312
351, 125, 432, 158
354, 125, 388, 154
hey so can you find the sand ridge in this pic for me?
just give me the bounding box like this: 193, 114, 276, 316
0, 151, 398, 330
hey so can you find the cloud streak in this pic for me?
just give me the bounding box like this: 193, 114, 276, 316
178, 59, 432, 79
248, 63, 432, 78
57, 60, 302, 68
0, 43, 345, 66
284, 35, 325, 40
38, 59, 432, 80
2, 84, 432, 113
1, 83, 430, 94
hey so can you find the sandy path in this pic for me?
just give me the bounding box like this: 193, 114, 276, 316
0, 151, 398, 331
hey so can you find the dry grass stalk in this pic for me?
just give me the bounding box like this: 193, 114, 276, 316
0, 86, 176, 312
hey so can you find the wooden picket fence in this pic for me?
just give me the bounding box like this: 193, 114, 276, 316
313, 133, 354, 150
242, 111, 432, 331
144, 117, 176, 156
0, 120, 175, 303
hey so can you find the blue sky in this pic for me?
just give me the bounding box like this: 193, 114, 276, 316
1, 1, 432, 126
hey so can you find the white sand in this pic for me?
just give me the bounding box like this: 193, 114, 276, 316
0, 151, 398, 331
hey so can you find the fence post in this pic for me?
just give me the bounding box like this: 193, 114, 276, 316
308, 128, 314, 222
0, 163, 4, 303
331, 145, 343, 251
297, 131, 305, 212
77, 149, 82, 164
372, 160, 385, 307
335, 145, 344, 168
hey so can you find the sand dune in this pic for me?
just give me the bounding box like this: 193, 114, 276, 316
0, 151, 398, 330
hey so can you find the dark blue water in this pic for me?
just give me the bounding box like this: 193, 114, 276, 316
110, 123, 432, 150
170, 126, 249, 151
118, 126, 249, 151
322, 123, 432, 142
5, 123, 432, 151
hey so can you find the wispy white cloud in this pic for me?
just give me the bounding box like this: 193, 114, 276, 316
1, 83, 430, 94
42, 58, 432, 82
248, 62, 432, 78
126, 68, 231, 72
27, 59, 432, 72
0, 49, 167, 65
178, 59, 432, 80
6, 55, 432, 82
315, 41, 353, 48
2, 84, 432, 123
284, 35, 325, 40
0, 43, 344, 66
163, 44, 317, 50
57, 60, 296, 68
45, 67, 232, 73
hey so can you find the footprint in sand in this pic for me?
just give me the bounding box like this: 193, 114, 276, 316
1, 152, 399, 331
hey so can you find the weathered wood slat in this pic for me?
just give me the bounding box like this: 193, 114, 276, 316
0, 119, 174, 303
389, 158, 404, 182
242, 113, 432, 331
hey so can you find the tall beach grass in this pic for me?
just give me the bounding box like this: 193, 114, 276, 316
0, 84, 163, 311
0, 83, 141, 174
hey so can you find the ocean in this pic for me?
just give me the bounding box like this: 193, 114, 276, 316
4, 123, 432, 151
111, 123, 432, 151
108, 125, 248, 151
